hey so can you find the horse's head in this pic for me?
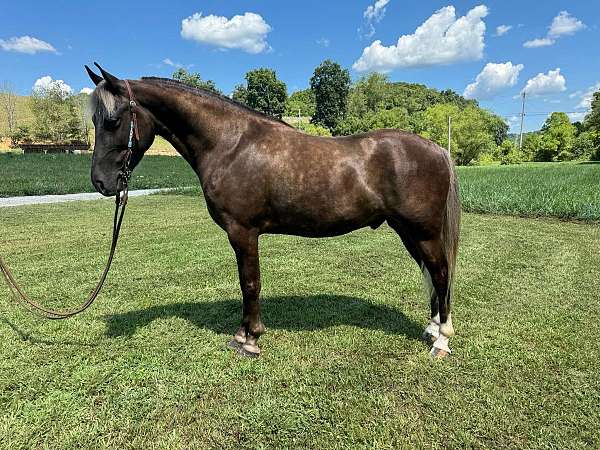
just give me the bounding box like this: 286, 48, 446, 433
85, 64, 156, 196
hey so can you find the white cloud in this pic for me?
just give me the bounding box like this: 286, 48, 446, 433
181, 12, 272, 54
575, 82, 600, 110
32, 76, 73, 97
568, 112, 587, 122
0, 36, 57, 54
523, 38, 555, 48
495, 25, 512, 36
464, 62, 524, 100
549, 11, 585, 38
524, 11, 585, 49
353, 5, 488, 73
316, 38, 330, 47
364, 0, 390, 22
163, 57, 184, 68
522, 68, 566, 96
361, 0, 391, 38
79, 87, 94, 95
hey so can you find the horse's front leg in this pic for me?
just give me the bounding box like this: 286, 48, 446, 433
227, 224, 265, 357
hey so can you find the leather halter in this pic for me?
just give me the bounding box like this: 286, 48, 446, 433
0, 80, 141, 319
117, 79, 139, 206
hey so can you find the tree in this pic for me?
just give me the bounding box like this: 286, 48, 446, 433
74, 93, 92, 145
237, 68, 287, 119
421, 103, 497, 165
310, 60, 351, 130
172, 68, 221, 94
573, 130, 600, 160
232, 84, 248, 105
538, 112, 576, 161
294, 122, 331, 137
346, 73, 390, 119
485, 112, 509, 146
0, 81, 17, 135
584, 91, 600, 132
25, 83, 85, 144
335, 107, 411, 136
498, 140, 522, 165
285, 89, 315, 117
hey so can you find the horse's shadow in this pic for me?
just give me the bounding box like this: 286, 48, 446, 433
104, 294, 423, 341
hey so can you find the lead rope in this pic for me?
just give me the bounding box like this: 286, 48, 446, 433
0, 80, 138, 320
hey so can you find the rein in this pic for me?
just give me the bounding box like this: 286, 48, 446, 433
0, 80, 138, 320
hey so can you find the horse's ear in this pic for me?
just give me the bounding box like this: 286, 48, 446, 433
94, 62, 120, 92
85, 65, 103, 86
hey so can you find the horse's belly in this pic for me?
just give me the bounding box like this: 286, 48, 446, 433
267, 193, 383, 237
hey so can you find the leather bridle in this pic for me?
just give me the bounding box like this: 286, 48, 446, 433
0, 80, 139, 319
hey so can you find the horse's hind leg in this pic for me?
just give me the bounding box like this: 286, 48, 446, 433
415, 238, 454, 358
227, 224, 265, 358
387, 220, 440, 346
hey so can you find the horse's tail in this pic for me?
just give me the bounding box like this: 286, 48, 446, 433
440, 150, 461, 311
420, 150, 460, 323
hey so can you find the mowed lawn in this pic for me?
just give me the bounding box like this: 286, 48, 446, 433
1, 153, 599, 222
0, 195, 598, 448
0, 153, 198, 197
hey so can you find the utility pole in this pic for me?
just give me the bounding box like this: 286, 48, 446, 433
447, 115, 452, 153
518, 92, 526, 150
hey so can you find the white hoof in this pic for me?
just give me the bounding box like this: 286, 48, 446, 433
432, 333, 451, 354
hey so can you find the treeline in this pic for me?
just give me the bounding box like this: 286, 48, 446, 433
1, 85, 89, 146
3, 60, 597, 164
175, 62, 510, 165
175, 60, 600, 165
515, 105, 600, 163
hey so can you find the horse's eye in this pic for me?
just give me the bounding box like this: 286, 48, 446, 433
104, 117, 121, 130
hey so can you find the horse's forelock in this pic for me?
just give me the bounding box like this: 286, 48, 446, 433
91, 82, 117, 119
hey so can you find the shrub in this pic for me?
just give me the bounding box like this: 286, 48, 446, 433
295, 122, 332, 137
475, 152, 497, 166
573, 130, 600, 161
498, 140, 522, 165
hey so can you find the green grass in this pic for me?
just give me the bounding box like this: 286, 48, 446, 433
457, 162, 600, 221
2, 154, 600, 221
0, 153, 197, 197
1, 195, 599, 448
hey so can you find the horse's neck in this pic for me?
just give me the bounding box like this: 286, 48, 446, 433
139, 83, 238, 168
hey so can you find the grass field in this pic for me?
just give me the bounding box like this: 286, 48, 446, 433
0, 195, 599, 448
1, 153, 599, 221
457, 162, 600, 221
0, 153, 197, 197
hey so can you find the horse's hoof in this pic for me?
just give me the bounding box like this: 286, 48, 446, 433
422, 331, 438, 344
237, 343, 260, 358
429, 347, 450, 359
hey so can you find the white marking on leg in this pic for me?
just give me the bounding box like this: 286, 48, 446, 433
424, 312, 440, 339
439, 313, 454, 338
432, 313, 454, 354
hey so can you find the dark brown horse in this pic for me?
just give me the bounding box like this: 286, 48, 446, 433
85, 64, 460, 358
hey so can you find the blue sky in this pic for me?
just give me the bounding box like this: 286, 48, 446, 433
1, 0, 598, 132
